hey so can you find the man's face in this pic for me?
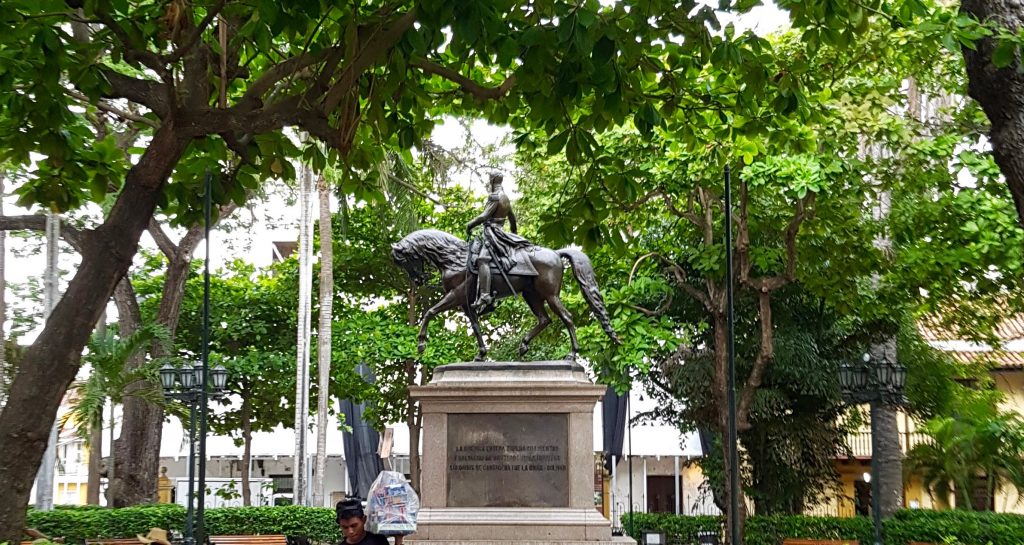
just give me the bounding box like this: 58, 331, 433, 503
338, 515, 368, 543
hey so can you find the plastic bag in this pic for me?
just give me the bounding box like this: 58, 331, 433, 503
365, 470, 420, 536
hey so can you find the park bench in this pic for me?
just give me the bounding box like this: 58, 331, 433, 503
782, 536, 856, 540
209, 535, 288, 545
84, 539, 142, 545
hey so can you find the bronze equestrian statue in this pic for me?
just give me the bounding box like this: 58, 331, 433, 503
391, 175, 621, 361
465, 173, 533, 314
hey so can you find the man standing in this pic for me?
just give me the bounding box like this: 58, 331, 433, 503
465, 172, 533, 313
336, 499, 404, 545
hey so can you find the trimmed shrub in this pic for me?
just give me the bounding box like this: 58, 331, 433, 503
25, 505, 341, 544
885, 509, 1024, 545
622, 510, 1024, 545
621, 512, 721, 543
744, 515, 870, 545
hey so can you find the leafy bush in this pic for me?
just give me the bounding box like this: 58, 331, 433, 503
622, 510, 1024, 545
885, 509, 1024, 545
25, 505, 340, 544
621, 512, 721, 543
744, 515, 870, 545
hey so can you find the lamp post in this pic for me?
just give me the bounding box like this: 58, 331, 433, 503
160, 363, 229, 545
838, 352, 906, 545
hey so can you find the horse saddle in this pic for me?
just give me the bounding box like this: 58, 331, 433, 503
472, 247, 539, 276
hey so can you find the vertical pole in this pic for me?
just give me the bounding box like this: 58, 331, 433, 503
870, 401, 883, 545
627, 392, 634, 540
184, 397, 198, 545
611, 455, 618, 524
725, 165, 741, 545
674, 455, 680, 515
641, 458, 648, 512
196, 171, 212, 544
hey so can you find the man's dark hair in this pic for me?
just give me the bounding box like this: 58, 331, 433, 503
335, 497, 364, 521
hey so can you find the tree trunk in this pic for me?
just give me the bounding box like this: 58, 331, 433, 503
241, 393, 253, 506
0, 126, 188, 543
110, 279, 160, 507
313, 176, 333, 507
872, 402, 904, 517
961, 0, 1024, 227
710, 309, 746, 544
114, 208, 235, 505
87, 315, 107, 506
111, 246, 189, 504
87, 420, 102, 505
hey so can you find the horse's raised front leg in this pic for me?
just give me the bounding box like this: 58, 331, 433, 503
519, 291, 552, 358
546, 294, 579, 361
417, 289, 463, 354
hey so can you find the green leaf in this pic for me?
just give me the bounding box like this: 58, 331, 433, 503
992, 39, 1017, 69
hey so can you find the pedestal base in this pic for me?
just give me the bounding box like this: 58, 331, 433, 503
411, 507, 613, 541
409, 361, 614, 543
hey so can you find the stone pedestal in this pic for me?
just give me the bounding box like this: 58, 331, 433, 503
407, 361, 632, 545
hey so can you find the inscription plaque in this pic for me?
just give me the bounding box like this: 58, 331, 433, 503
446, 413, 569, 507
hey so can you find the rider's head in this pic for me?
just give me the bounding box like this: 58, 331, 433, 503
488, 172, 503, 190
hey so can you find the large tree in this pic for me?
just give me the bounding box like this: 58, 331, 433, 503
0, 0, 770, 536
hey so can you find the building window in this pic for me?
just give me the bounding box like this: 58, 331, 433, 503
271, 475, 293, 494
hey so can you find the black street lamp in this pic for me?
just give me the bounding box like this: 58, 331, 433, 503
838, 351, 906, 545
160, 362, 229, 545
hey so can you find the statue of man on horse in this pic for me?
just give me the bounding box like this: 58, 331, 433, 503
391, 173, 621, 361
465, 172, 535, 314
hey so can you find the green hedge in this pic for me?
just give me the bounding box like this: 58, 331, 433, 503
623, 510, 1024, 545
885, 509, 1024, 545
25, 505, 340, 544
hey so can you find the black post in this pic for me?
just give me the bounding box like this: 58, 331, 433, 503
627, 391, 635, 542
196, 171, 213, 544
724, 165, 740, 545
869, 401, 883, 545
184, 396, 198, 545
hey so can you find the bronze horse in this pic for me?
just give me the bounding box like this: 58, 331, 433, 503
391, 229, 621, 361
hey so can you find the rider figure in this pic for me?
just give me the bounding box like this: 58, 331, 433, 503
465, 172, 532, 313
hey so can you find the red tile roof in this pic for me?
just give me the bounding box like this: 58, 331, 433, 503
946, 350, 1024, 369
920, 314, 1024, 343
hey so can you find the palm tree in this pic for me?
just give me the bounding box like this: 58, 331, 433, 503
905, 403, 1024, 510
63, 324, 169, 505
312, 172, 333, 507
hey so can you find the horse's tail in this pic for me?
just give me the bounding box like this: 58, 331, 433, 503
557, 248, 622, 345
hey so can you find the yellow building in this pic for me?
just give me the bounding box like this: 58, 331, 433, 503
817, 317, 1024, 517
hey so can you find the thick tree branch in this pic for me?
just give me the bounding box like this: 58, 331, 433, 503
782, 193, 815, 281
147, 219, 178, 259
0, 215, 85, 252
736, 180, 752, 284
737, 291, 774, 431
66, 89, 159, 128
164, 0, 229, 64
176, 4, 213, 111
95, 13, 169, 79
410, 58, 516, 101
322, 10, 418, 112
100, 70, 171, 119
240, 46, 341, 109
629, 252, 710, 310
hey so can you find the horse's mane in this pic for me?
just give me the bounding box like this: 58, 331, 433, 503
394, 229, 468, 271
